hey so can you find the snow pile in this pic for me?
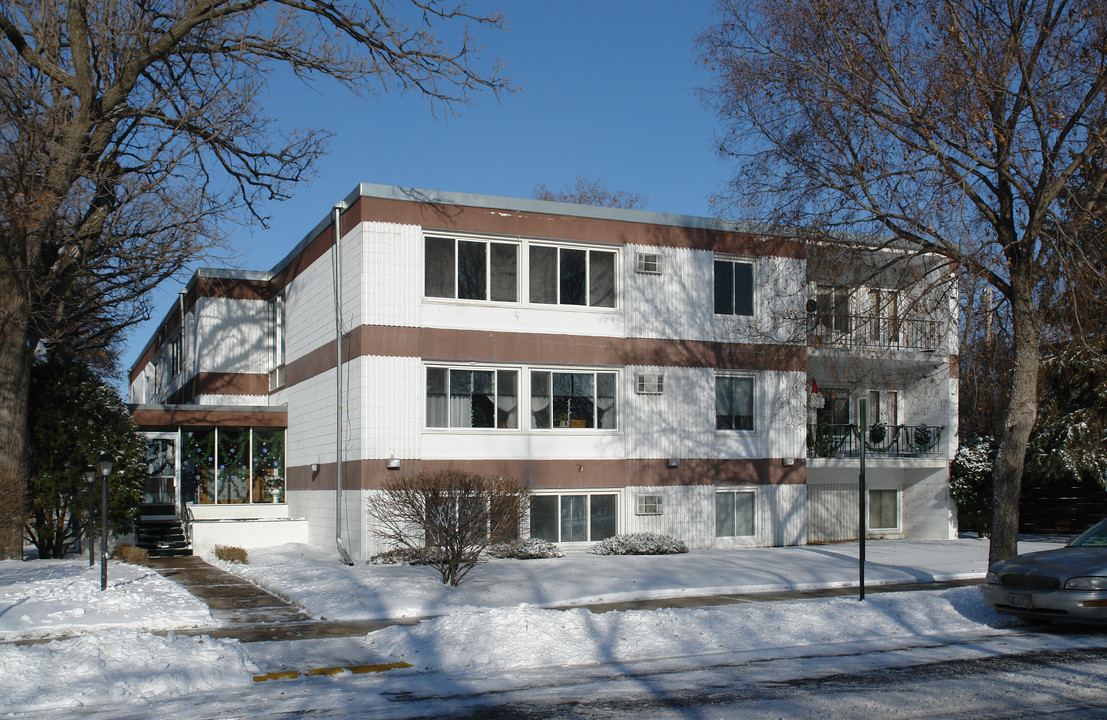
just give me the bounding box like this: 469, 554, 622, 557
0, 557, 212, 639
211, 537, 1009, 621
365, 586, 1019, 671
0, 630, 257, 712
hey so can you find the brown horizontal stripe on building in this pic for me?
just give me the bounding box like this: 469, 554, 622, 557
168, 372, 269, 404
130, 406, 287, 430
282, 325, 806, 389
287, 457, 806, 492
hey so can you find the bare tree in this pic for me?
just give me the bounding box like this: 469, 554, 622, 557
698, 0, 1107, 564
368, 470, 530, 586
0, 0, 509, 560
533, 176, 648, 209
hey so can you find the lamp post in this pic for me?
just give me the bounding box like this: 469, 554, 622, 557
83, 467, 95, 567
97, 453, 114, 591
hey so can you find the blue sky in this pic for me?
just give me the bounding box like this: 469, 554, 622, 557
121, 2, 730, 382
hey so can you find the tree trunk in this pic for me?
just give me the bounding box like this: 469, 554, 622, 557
0, 270, 32, 560
988, 278, 1040, 566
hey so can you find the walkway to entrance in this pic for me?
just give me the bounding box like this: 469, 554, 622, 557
148, 556, 313, 628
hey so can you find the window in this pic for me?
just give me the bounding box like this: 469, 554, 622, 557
426, 367, 519, 429
636, 494, 663, 516
269, 293, 285, 389
865, 390, 898, 426
531, 493, 617, 543
867, 288, 900, 344
716, 490, 756, 537
636, 372, 664, 395
816, 387, 851, 427
714, 257, 754, 315
531, 370, 617, 429
815, 285, 851, 334
529, 246, 616, 308
868, 489, 899, 530
166, 330, 182, 378
716, 375, 754, 431
636, 252, 663, 274
181, 427, 285, 505
425, 236, 519, 302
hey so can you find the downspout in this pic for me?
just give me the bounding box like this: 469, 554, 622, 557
333, 204, 354, 566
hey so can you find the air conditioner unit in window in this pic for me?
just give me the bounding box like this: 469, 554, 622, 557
635, 252, 663, 274
636, 372, 664, 395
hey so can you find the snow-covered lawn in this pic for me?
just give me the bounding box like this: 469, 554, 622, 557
0, 537, 1062, 715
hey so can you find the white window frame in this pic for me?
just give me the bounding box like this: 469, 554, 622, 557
867, 488, 901, 532
424, 234, 521, 304
529, 491, 619, 544
715, 488, 757, 538
527, 243, 618, 309
529, 367, 620, 431
713, 254, 756, 316
424, 365, 520, 431
715, 372, 757, 433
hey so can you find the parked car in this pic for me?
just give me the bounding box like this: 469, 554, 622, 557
982, 517, 1107, 623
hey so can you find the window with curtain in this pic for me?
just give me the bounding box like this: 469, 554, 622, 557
531, 370, 618, 429
869, 489, 900, 530
715, 374, 754, 431
426, 367, 519, 429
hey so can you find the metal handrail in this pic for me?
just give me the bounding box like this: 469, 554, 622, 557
807, 314, 945, 352
807, 423, 943, 458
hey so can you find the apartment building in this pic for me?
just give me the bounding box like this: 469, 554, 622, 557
128, 183, 957, 559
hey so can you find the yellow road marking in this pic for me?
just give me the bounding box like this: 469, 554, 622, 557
253, 662, 413, 682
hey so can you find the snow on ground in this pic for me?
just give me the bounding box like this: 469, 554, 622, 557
0, 557, 211, 639
209, 536, 1022, 621
363, 586, 1020, 672
0, 536, 1065, 715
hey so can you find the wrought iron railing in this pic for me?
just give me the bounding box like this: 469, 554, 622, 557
807, 314, 945, 352
807, 423, 944, 458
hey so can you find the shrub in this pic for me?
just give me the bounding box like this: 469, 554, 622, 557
369, 547, 428, 565
950, 436, 996, 536
486, 538, 565, 559
111, 544, 149, 565
214, 544, 248, 563
367, 470, 530, 586
588, 532, 689, 555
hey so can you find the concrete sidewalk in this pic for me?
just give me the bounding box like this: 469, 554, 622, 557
150, 554, 984, 644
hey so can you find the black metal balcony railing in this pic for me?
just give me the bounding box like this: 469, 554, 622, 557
807, 423, 944, 458
807, 314, 945, 352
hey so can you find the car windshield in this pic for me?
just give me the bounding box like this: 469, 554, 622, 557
1068, 518, 1107, 547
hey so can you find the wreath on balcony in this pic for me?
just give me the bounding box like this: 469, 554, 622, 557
868, 422, 887, 445
912, 424, 935, 452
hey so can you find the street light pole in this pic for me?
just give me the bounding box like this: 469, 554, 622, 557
97, 453, 114, 591
83, 467, 95, 567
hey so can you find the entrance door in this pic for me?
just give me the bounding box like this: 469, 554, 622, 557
142, 435, 178, 517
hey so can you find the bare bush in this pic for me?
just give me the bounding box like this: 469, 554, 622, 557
368, 470, 530, 586
214, 545, 248, 564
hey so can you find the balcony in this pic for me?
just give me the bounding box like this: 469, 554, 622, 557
807, 314, 945, 353
807, 423, 944, 459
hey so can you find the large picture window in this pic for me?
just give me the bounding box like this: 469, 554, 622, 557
425, 236, 519, 302
716, 490, 756, 537
716, 374, 754, 431
181, 427, 285, 505
531, 370, 617, 429
529, 246, 616, 308
714, 258, 754, 316
530, 493, 617, 543
426, 367, 519, 429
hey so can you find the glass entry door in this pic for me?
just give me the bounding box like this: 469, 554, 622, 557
143, 435, 178, 514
